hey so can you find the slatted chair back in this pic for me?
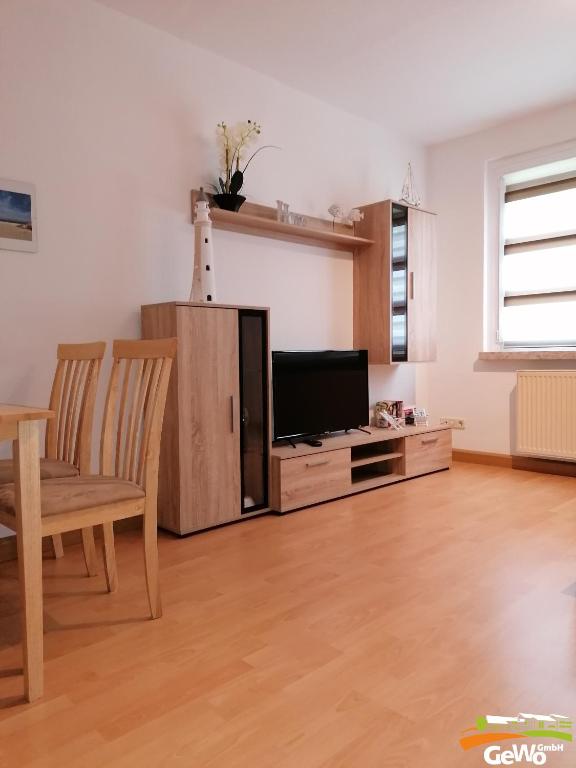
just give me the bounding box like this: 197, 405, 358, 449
100, 339, 177, 492
45, 342, 106, 473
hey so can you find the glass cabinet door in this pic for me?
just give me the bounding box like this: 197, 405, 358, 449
391, 204, 408, 362
239, 310, 269, 513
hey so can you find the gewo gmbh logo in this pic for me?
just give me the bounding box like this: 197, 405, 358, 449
459, 713, 572, 764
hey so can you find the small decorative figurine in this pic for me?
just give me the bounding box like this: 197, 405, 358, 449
328, 204, 345, 230
276, 200, 290, 223
276, 201, 307, 227
347, 208, 364, 224
328, 204, 364, 228
190, 188, 216, 303
400, 162, 422, 208
290, 213, 307, 227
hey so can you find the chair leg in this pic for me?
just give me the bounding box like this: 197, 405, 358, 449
102, 522, 118, 593
81, 527, 98, 577
51, 534, 64, 559
143, 513, 162, 619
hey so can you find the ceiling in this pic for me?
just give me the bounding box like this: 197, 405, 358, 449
96, 0, 576, 145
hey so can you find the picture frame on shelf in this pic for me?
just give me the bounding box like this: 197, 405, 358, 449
374, 400, 404, 429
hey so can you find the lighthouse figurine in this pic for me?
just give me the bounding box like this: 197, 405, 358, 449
190, 188, 216, 303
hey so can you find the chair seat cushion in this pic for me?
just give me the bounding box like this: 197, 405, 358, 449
0, 476, 145, 518
0, 458, 80, 485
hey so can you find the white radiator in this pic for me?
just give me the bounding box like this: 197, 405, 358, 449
516, 371, 576, 461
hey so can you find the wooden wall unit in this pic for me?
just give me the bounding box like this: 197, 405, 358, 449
271, 425, 451, 513
353, 201, 392, 363
141, 302, 271, 535
407, 207, 437, 361
353, 200, 437, 363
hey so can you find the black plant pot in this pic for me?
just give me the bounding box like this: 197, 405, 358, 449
213, 193, 246, 212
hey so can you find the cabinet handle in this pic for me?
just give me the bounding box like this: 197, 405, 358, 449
409, 271, 415, 300
305, 459, 330, 468
230, 395, 236, 433
421, 437, 438, 445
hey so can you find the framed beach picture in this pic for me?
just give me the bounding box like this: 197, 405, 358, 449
0, 179, 37, 252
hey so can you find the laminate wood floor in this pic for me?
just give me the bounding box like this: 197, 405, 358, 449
1, 462, 576, 767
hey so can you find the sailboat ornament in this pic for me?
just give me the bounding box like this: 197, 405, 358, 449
400, 162, 421, 208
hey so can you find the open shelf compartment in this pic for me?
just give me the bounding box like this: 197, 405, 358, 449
350, 438, 405, 489
350, 439, 404, 469
350, 470, 405, 492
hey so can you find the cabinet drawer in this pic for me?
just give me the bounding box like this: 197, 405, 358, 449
404, 430, 451, 476
279, 448, 350, 512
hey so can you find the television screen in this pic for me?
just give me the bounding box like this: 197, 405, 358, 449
272, 350, 369, 440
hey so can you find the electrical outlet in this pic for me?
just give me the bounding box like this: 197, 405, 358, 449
440, 417, 466, 430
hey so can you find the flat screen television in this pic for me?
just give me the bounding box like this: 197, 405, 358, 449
272, 350, 369, 440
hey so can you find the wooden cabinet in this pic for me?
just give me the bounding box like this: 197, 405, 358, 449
141, 302, 270, 534
271, 448, 350, 512
271, 425, 451, 513
407, 207, 437, 361
353, 200, 437, 363
404, 430, 451, 477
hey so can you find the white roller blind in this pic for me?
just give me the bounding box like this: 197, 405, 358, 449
500, 172, 576, 348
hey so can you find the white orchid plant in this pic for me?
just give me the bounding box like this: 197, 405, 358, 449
214, 120, 278, 196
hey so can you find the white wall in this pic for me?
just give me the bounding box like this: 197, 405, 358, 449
0, 0, 426, 539
426, 101, 576, 454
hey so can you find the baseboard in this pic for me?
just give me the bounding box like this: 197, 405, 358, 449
0, 517, 141, 565
453, 449, 576, 477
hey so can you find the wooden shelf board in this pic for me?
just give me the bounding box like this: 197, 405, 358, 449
191, 190, 374, 253
350, 451, 403, 468
272, 425, 450, 460
142, 301, 269, 312
210, 208, 374, 251
350, 473, 405, 492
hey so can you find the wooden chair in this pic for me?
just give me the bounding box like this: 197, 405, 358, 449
0, 338, 176, 617
0, 342, 105, 573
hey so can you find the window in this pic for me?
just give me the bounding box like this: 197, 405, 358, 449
499, 167, 576, 348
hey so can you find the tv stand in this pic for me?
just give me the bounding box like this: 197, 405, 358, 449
270, 424, 452, 513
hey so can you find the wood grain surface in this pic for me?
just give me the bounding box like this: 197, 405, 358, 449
1, 461, 575, 766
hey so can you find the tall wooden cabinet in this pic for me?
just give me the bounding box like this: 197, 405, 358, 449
353, 200, 437, 363
141, 302, 270, 534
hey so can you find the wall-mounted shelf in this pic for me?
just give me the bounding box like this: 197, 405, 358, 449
191, 190, 374, 253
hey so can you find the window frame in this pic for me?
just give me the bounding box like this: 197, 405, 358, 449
484, 139, 576, 352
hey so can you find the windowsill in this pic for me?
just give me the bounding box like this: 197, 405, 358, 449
479, 350, 576, 360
